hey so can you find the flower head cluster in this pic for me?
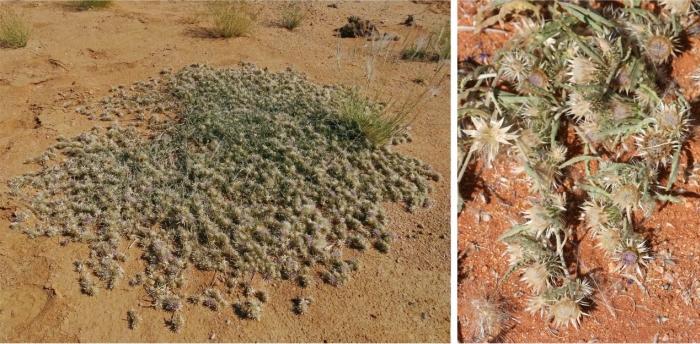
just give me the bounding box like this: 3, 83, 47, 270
462, 0, 693, 331
8, 64, 440, 327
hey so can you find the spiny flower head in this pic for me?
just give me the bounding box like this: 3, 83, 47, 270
643, 25, 680, 64
522, 194, 566, 238
500, 50, 532, 83
613, 238, 651, 276
462, 115, 518, 166
529, 278, 592, 329
567, 90, 603, 123
522, 68, 549, 93
567, 56, 601, 85
610, 183, 642, 211
613, 62, 634, 93
521, 258, 563, 292
608, 97, 636, 121
581, 200, 622, 237
660, 0, 695, 15
652, 101, 690, 140
548, 297, 584, 328
634, 129, 674, 167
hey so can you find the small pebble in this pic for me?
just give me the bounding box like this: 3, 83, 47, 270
209, 333, 216, 340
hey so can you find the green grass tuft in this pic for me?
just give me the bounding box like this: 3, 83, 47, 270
338, 88, 404, 145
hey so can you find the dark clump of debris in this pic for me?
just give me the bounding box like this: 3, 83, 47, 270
334, 16, 378, 38
402, 15, 414, 26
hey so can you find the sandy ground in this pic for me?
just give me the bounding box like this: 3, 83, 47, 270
458, 2, 700, 342
0, 1, 450, 342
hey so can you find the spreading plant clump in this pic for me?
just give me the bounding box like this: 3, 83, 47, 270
7, 63, 439, 330
460, 1, 695, 331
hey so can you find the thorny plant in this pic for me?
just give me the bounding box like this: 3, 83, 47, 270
459, 0, 696, 331
6, 63, 440, 331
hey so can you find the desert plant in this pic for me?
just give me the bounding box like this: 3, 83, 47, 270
0, 8, 31, 48
127, 309, 142, 330
401, 22, 449, 62
460, 0, 693, 331
77, 0, 112, 11
465, 295, 511, 342
236, 299, 263, 321
337, 87, 402, 145
207, 0, 256, 38
293, 296, 313, 314
8, 63, 440, 328
277, 1, 307, 30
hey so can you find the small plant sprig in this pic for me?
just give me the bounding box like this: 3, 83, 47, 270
460, 0, 694, 330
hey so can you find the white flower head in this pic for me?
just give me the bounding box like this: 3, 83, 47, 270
652, 101, 690, 140
500, 50, 531, 83
634, 129, 673, 168
548, 296, 585, 329
643, 25, 680, 64
567, 56, 599, 85
613, 238, 651, 276
462, 115, 518, 166
660, 0, 694, 15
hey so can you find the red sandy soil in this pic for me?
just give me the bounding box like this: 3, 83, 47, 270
459, 2, 700, 342
0, 1, 449, 342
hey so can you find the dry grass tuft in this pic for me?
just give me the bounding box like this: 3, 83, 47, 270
0, 8, 31, 48
207, 0, 257, 38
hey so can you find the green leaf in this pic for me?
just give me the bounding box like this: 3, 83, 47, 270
559, 155, 599, 169
655, 193, 683, 204
497, 224, 529, 242
565, 28, 604, 65
579, 183, 611, 198
559, 2, 615, 28
598, 118, 653, 137
666, 143, 682, 190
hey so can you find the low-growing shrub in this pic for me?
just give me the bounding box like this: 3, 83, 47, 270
8, 63, 440, 329
460, 0, 694, 331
